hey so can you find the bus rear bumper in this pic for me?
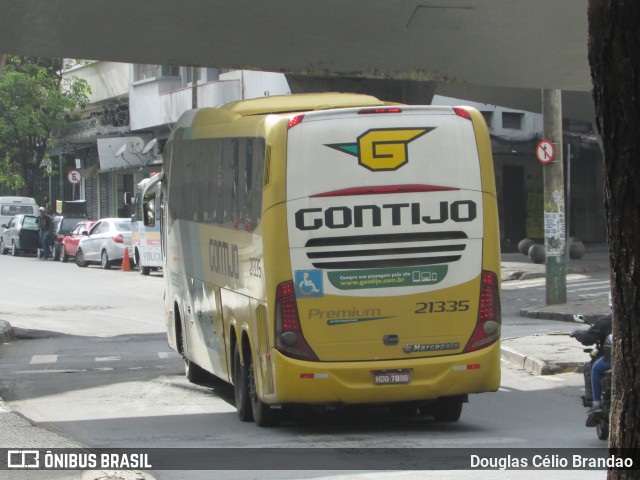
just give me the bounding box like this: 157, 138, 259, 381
266, 343, 500, 406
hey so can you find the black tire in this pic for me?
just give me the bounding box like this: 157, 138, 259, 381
140, 266, 151, 275
596, 419, 609, 440
0, 238, 5, 255
60, 248, 69, 262
421, 396, 464, 422
184, 358, 213, 386
249, 354, 280, 427
101, 250, 111, 269
233, 347, 253, 422
391, 403, 418, 416
11, 242, 18, 256
75, 248, 88, 267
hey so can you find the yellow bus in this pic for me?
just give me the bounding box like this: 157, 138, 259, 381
157, 93, 501, 426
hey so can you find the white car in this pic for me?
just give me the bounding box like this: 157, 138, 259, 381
75, 218, 133, 269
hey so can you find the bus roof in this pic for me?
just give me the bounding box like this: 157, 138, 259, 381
219, 92, 393, 117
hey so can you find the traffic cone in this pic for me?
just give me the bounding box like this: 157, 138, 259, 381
122, 247, 132, 271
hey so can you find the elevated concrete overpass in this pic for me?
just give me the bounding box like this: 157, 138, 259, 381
0, 0, 594, 119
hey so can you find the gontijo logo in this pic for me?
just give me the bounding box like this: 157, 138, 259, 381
326, 128, 434, 171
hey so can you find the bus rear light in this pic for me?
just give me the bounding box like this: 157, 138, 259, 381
288, 114, 305, 129
358, 107, 402, 114
464, 271, 501, 353
112, 234, 124, 244
275, 280, 319, 361
453, 107, 472, 120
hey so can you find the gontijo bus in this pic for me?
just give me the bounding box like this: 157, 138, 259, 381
155, 93, 501, 426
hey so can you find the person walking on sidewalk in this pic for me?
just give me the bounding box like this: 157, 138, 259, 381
571, 312, 612, 425
36, 207, 53, 260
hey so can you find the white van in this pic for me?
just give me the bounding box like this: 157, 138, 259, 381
0, 197, 40, 234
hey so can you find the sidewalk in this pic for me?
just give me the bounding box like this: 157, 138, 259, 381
0, 244, 611, 478
500, 242, 610, 375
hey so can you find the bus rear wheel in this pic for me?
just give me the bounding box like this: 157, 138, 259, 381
248, 354, 280, 427
233, 347, 253, 422
420, 395, 465, 422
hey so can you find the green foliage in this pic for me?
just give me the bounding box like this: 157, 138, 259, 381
0, 56, 90, 195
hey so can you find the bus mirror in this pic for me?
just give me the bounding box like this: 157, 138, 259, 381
123, 192, 132, 206
143, 200, 155, 227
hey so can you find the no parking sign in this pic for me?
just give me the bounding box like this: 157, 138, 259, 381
67, 170, 81, 184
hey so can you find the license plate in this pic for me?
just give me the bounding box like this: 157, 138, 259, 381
372, 369, 411, 385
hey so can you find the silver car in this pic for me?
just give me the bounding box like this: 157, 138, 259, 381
0, 214, 40, 256
75, 218, 133, 269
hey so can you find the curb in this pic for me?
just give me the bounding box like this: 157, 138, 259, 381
0, 319, 13, 343
519, 308, 609, 323
500, 345, 582, 376
500, 345, 551, 375
519, 309, 584, 323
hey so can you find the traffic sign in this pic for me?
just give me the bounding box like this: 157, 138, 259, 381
67, 170, 81, 185
536, 139, 555, 164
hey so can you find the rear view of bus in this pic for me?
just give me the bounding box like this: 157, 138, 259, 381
270, 104, 500, 421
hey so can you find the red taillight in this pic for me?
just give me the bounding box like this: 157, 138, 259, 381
453, 107, 472, 120
358, 107, 402, 114
288, 114, 305, 129
112, 234, 124, 244
464, 271, 501, 353
274, 280, 318, 361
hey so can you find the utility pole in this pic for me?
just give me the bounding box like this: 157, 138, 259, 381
191, 67, 198, 109
542, 89, 567, 304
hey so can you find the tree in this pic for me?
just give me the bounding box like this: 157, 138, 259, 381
0, 56, 90, 197
588, 1, 640, 477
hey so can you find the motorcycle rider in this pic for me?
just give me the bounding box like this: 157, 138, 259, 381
571, 308, 612, 426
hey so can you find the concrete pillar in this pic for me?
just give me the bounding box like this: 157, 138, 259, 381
286, 75, 437, 105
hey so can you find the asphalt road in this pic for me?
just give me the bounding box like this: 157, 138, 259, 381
0, 253, 610, 480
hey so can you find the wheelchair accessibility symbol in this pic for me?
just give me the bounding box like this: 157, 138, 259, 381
295, 270, 324, 298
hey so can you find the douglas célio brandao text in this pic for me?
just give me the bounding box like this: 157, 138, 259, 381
470, 453, 633, 470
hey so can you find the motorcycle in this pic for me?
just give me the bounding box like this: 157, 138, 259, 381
572, 314, 612, 441
594, 334, 612, 440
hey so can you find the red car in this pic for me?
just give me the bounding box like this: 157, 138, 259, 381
60, 220, 96, 262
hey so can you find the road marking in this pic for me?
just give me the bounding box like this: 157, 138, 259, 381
29, 355, 58, 364
25, 352, 176, 367
15, 369, 83, 374
95, 356, 121, 362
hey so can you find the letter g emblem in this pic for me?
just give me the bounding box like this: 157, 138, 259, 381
357, 128, 432, 171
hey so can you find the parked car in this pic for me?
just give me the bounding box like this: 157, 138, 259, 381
0, 214, 40, 256
0, 197, 39, 235
51, 215, 88, 260
75, 218, 133, 269
60, 220, 96, 262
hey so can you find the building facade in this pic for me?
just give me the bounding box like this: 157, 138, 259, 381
51, 64, 605, 249
53, 62, 290, 220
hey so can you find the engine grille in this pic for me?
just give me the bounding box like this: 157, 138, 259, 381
304, 231, 468, 269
